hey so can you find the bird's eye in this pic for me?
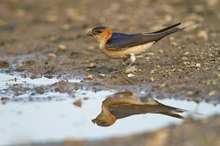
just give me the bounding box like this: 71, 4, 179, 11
95, 30, 102, 33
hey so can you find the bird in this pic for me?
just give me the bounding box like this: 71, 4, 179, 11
87, 22, 191, 67
92, 91, 187, 127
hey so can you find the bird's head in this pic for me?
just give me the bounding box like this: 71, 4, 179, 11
87, 26, 112, 44
91, 110, 116, 127
92, 114, 116, 127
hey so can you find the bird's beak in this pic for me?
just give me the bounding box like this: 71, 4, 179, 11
87, 31, 95, 36
91, 119, 96, 124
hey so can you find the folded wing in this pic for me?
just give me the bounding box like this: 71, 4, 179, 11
106, 23, 181, 50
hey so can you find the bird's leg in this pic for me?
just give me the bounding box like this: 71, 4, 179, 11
127, 54, 136, 68
121, 57, 129, 67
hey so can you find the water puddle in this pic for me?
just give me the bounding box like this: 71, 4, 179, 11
0, 72, 220, 146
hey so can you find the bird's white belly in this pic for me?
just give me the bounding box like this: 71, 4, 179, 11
123, 42, 154, 54
101, 42, 155, 59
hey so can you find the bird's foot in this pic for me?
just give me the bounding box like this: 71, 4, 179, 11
125, 65, 138, 73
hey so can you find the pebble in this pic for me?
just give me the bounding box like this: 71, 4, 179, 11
187, 91, 194, 96
160, 82, 167, 88
183, 61, 190, 65
48, 53, 57, 58
170, 41, 178, 47
87, 74, 94, 80
150, 70, 155, 74
195, 63, 201, 68
184, 52, 190, 56
169, 36, 174, 41
156, 65, 161, 68
1, 97, 9, 104
98, 73, 106, 78
127, 73, 135, 77
208, 90, 216, 97
181, 56, 188, 61
73, 99, 82, 107
178, 69, 183, 72
197, 30, 208, 40
164, 15, 172, 22
58, 44, 67, 51
158, 50, 164, 54
150, 77, 155, 82
0, 60, 9, 68
88, 62, 96, 68
145, 56, 151, 61
35, 86, 45, 94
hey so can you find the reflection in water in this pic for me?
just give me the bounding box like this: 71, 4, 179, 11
1, 72, 220, 145
92, 92, 187, 127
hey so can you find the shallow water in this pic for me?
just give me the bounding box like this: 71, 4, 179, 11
0, 72, 220, 146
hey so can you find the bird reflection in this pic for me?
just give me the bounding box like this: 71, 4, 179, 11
92, 91, 187, 127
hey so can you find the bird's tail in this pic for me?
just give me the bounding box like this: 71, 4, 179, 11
152, 22, 181, 33
150, 22, 197, 42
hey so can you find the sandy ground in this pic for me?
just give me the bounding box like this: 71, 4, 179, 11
0, 0, 220, 146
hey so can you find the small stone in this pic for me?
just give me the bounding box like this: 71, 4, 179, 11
48, 53, 57, 58
0, 60, 9, 68
150, 77, 155, 82
208, 90, 216, 97
145, 56, 151, 61
195, 63, 201, 68
87, 74, 94, 80
183, 61, 190, 65
187, 91, 194, 96
170, 41, 178, 47
127, 73, 135, 77
197, 30, 208, 40
156, 65, 161, 68
35, 86, 45, 94
169, 36, 174, 41
184, 52, 190, 56
73, 99, 82, 107
98, 73, 106, 78
88, 62, 96, 68
158, 50, 164, 54
164, 15, 172, 22
1, 97, 9, 104
181, 56, 188, 61
58, 44, 66, 51
160, 82, 167, 88
150, 70, 155, 74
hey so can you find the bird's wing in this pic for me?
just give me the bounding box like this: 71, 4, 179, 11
108, 99, 186, 119
105, 23, 182, 50
105, 32, 155, 50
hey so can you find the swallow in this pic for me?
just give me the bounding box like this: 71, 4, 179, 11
92, 91, 187, 127
87, 22, 189, 67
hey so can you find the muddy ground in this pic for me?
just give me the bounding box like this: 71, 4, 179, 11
0, 0, 220, 146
